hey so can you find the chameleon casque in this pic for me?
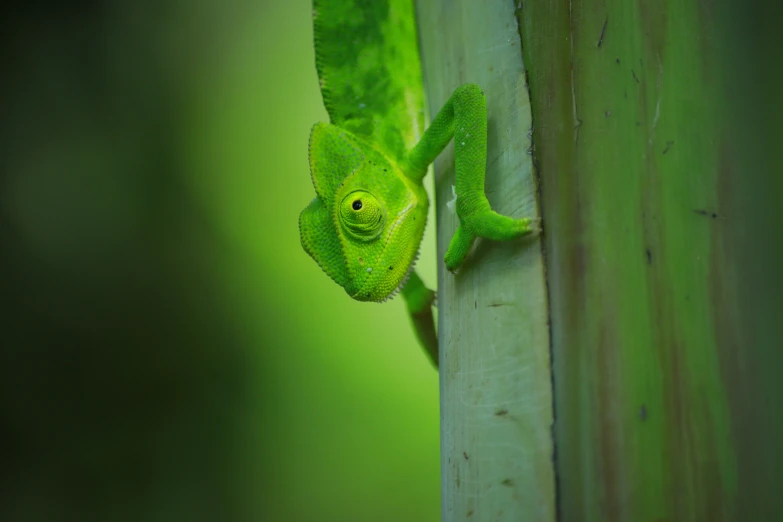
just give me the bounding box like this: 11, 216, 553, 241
299, 0, 538, 366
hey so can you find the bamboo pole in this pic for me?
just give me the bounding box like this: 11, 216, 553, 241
415, 2, 556, 521
518, 0, 783, 520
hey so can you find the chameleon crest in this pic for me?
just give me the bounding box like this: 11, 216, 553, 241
300, 123, 428, 302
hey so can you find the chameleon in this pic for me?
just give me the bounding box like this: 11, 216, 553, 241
299, 0, 539, 366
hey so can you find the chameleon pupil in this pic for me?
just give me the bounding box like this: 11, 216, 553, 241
352, 200, 362, 210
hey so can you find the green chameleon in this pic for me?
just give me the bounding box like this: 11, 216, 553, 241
299, 0, 538, 366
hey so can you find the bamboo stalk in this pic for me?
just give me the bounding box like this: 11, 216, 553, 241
518, 0, 783, 520
415, 2, 556, 521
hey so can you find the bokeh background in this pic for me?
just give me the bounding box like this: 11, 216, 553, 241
0, 1, 440, 521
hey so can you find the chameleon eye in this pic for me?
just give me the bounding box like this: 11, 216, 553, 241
340, 190, 385, 241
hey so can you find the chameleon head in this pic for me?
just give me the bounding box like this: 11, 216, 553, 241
299, 123, 428, 302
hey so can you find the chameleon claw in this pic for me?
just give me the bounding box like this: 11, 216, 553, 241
527, 217, 542, 235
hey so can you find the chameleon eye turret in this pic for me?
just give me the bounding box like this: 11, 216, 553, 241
339, 190, 385, 242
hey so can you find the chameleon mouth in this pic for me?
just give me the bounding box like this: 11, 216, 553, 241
377, 248, 419, 303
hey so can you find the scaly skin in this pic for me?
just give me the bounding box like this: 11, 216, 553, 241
300, 1, 538, 367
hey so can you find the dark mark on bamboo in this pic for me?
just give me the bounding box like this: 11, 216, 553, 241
662, 140, 674, 154
598, 16, 608, 47
694, 209, 718, 219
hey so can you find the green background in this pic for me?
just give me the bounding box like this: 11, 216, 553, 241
0, 1, 440, 521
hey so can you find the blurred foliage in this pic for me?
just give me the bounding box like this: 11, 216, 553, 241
0, 1, 439, 521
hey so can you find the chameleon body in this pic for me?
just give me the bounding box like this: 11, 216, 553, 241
300, 0, 538, 366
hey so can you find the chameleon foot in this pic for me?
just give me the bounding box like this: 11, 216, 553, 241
444, 213, 540, 272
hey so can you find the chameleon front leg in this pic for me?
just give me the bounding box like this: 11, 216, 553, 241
407, 83, 539, 272
401, 270, 438, 367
